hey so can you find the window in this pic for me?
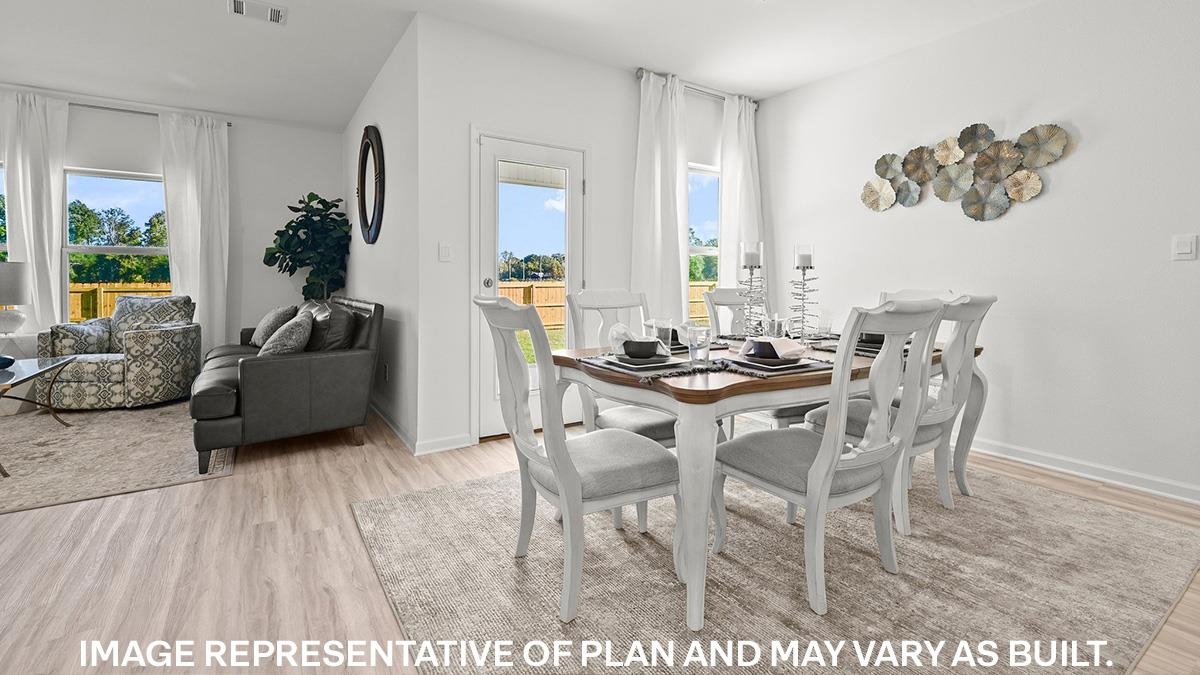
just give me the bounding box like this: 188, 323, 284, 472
687, 166, 719, 325
64, 171, 170, 321
0, 165, 6, 262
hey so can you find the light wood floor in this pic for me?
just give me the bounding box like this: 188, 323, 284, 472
0, 414, 1196, 674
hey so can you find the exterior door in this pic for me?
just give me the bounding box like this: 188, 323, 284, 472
476, 136, 584, 438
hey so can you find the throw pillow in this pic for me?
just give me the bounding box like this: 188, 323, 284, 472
258, 312, 314, 356
50, 318, 112, 355
300, 301, 356, 351
250, 305, 299, 347
110, 295, 195, 350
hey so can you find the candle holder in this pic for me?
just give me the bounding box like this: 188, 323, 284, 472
739, 266, 767, 338
788, 246, 818, 338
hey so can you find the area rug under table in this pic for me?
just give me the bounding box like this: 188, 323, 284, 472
0, 403, 233, 514
352, 461, 1200, 674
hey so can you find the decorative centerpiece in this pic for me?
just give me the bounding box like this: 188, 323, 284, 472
738, 242, 767, 338
788, 245, 819, 338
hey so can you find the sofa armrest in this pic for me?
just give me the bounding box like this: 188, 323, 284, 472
123, 323, 203, 406
240, 327, 255, 346
238, 349, 375, 444
37, 330, 53, 358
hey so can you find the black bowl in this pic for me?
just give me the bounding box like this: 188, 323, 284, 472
745, 339, 779, 359
0, 354, 15, 370
623, 339, 660, 359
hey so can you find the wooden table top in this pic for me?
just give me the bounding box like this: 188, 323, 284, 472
552, 345, 979, 405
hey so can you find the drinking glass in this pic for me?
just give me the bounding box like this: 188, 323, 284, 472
686, 325, 712, 365
651, 319, 675, 346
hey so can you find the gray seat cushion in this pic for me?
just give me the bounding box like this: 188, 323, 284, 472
716, 427, 882, 496
761, 402, 825, 419
206, 344, 260, 361
190, 366, 240, 420
528, 428, 679, 500
805, 399, 943, 446
56, 353, 125, 383
595, 405, 676, 442
202, 353, 253, 371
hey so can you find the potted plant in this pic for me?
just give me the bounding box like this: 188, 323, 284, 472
263, 193, 351, 300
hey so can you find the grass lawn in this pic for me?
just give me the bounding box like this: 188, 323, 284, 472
516, 327, 566, 363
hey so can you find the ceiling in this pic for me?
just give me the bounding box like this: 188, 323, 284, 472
0, 0, 1046, 130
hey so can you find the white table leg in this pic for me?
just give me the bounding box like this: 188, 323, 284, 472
674, 403, 719, 631
953, 367, 988, 497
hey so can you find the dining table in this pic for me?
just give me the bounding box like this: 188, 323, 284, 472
552, 344, 987, 630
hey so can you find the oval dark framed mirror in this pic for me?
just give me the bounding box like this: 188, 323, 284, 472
357, 125, 385, 244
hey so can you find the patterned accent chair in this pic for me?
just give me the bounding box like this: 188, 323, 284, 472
35, 295, 202, 409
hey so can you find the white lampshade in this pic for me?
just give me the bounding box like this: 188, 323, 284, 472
0, 262, 32, 306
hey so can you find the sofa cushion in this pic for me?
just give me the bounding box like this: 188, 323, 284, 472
56, 353, 125, 383
299, 300, 356, 351
250, 305, 299, 347
206, 344, 260, 361
51, 318, 112, 355
190, 365, 240, 420
203, 353, 253, 371
110, 295, 195, 350
259, 312, 313, 356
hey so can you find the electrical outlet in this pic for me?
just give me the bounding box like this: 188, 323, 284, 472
1171, 234, 1198, 261
383, 363, 390, 382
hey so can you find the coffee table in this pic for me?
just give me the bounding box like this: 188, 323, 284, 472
0, 356, 76, 478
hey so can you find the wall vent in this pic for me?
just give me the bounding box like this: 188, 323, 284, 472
229, 0, 287, 26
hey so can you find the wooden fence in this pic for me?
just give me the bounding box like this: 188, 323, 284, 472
497, 281, 716, 329
69, 282, 174, 322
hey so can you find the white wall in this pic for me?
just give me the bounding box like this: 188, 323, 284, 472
226, 119, 344, 339
342, 21, 420, 446
757, 0, 1200, 501
411, 14, 639, 452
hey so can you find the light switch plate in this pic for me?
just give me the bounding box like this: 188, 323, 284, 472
1171, 234, 1198, 261
438, 242, 452, 262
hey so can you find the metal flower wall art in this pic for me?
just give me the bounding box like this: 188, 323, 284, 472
863, 122, 1069, 220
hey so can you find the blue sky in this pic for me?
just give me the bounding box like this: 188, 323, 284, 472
67, 174, 165, 227
689, 172, 719, 244
498, 183, 566, 257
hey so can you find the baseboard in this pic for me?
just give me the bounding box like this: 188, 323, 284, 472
413, 434, 475, 456
967, 435, 1200, 506
368, 404, 416, 452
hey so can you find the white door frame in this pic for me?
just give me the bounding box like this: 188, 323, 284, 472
468, 125, 591, 441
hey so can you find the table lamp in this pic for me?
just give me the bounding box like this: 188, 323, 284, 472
0, 261, 32, 336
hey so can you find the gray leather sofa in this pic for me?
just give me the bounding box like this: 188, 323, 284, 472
190, 296, 383, 473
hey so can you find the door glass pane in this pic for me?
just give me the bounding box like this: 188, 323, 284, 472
688, 170, 720, 324
496, 160, 567, 364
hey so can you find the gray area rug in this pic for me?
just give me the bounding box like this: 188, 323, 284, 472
0, 403, 233, 514
353, 460, 1200, 674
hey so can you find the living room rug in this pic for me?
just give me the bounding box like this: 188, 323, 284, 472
0, 403, 233, 514
352, 461, 1200, 674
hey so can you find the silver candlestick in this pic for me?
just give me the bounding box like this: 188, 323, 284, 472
739, 266, 767, 337
788, 265, 818, 339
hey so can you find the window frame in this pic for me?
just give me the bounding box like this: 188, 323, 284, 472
686, 162, 720, 279
61, 167, 170, 321
0, 162, 7, 260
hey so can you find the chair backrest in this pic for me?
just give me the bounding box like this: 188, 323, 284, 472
880, 289, 995, 425
808, 299, 945, 498
474, 295, 581, 495
703, 288, 746, 335
566, 289, 651, 349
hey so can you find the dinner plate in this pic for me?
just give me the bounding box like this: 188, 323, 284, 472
600, 355, 688, 371
742, 355, 802, 367
725, 355, 832, 372
614, 354, 670, 365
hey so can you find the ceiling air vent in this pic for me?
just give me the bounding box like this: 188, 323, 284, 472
229, 0, 287, 26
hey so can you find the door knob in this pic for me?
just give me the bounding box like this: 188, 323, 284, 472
483, 277, 493, 288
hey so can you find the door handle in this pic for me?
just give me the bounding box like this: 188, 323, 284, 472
483, 277, 493, 288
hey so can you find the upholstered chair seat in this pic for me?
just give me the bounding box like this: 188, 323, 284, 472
716, 428, 884, 496
527, 428, 679, 499
594, 405, 677, 443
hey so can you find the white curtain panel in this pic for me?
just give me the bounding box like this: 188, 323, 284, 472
159, 113, 230, 353
631, 72, 689, 323
718, 95, 768, 304
0, 91, 68, 331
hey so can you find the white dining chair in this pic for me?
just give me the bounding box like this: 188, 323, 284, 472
567, 289, 681, 531
704, 287, 824, 433
474, 295, 683, 623
805, 292, 996, 535
710, 299, 944, 615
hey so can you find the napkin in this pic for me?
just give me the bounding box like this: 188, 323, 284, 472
608, 323, 667, 355
739, 336, 808, 359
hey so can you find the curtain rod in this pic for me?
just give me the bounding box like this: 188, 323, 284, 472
71, 102, 233, 127
635, 67, 758, 109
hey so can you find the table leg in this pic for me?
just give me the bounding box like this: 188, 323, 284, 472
953, 367, 988, 497
674, 403, 719, 631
